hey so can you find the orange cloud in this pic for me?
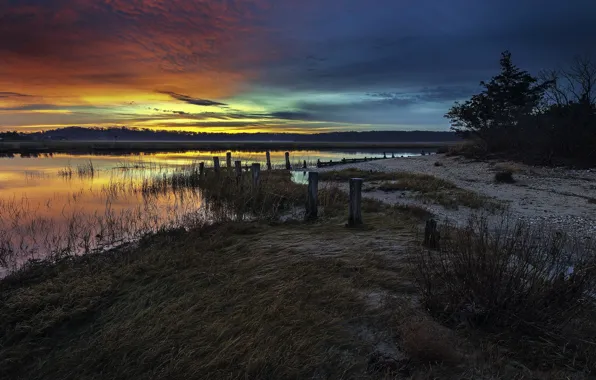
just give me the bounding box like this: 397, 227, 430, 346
0, 0, 271, 104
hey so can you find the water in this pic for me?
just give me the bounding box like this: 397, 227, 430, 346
0, 148, 428, 273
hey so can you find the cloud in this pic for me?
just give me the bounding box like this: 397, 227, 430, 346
0, 0, 272, 100
157, 91, 228, 107
0, 92, 33, 98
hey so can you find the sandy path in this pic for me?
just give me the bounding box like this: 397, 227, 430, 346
315, 154, 596, 238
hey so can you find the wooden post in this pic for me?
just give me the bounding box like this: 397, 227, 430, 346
392, 153, 395, 158
317, 159, 321, 168
306, 172, 318, 220
213, 157, 220, 174
303, 160, 307, 169
251, 163, 261, 187
424, 219, 440, 249
383, 152, 387, 158
235, 160, 242, 181
226, 152, 232, 170
348, 178, 363, 226
285, 152, 291, 170
266, 151, 272, 171
199, 162, 205, 179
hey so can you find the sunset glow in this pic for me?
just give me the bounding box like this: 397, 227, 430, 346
1, 0, 595, 133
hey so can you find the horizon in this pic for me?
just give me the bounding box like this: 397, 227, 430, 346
1, 1, 595, 133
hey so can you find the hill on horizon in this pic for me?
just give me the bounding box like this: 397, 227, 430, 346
3, 127, 459, 143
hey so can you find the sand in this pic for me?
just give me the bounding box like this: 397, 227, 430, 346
315, 154, 596, 239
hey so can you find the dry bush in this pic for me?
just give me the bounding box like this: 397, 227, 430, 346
447, 141, 487, 158
415, 216, 596, 333
494, 170, 515, 183
494, 162, 523, 174
415, 216, 596, 373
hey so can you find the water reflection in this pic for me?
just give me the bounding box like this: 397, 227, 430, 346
0, 148, 429, 272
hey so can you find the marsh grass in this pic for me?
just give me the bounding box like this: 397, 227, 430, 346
323, 169, 500, 210
0, 162, 350, 272
0, 218, 416, 380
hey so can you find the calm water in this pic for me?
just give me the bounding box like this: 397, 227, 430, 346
0, 148, 428, 273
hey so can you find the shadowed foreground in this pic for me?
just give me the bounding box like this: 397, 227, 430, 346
2, 182, 595, 379
0, 210, 422, 380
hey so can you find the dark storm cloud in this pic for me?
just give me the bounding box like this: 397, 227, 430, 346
158, 91, 228, 107
258, 0, 596, 92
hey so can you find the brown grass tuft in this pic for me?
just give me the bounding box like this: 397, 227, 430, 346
494, 170, 515, 183
400, 318, 462, 365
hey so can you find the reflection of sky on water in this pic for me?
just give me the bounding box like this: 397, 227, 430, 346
0, 149, 427, 271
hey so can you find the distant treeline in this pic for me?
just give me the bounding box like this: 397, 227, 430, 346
0, 127, 458, 143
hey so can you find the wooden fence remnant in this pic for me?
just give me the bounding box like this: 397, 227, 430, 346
306, 172, 319, 220
348, 178, 363, 226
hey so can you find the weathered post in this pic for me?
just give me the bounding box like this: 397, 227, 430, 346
303, 160, 307, 169
285, 152, 291, 170
266, 151, 272, 171
226, 152, 232, 170
392, 153, 395, 158
317, 159, 321, 168
235, 160, 242, 181
306, 172, 319, 220
383, 152, 387, 159
199, 162, 205, 179
213, 157, 220, 174
424, 219, 440, 249
348, 178, 363, 226
251, 163, 261, 187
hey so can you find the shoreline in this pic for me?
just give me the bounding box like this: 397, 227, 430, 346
0, 140, 456, 155
314, 154, 596, 238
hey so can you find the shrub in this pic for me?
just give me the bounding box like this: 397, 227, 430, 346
433, 161, 443, 167
415, 216, 596, 333
494, 170, 515, 183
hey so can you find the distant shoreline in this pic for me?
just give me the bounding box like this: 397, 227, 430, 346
0, 140, 457, 155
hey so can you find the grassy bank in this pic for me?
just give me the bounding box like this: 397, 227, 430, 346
2, 169, 595, 379
0, 140, 455, 155
320, 168, 503, 211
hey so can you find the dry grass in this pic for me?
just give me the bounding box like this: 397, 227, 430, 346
375, 175, 499, 210
400, 318, 462, 365
319, 168, 397, 181
494, 170, 515, 183
322, 169, 501, 211
0, 210, 422, 380
415, 216, 596, 374
494, 162, 524, 174
2, 203, 596, 378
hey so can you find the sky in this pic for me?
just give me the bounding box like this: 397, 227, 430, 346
1, 0, 595, 134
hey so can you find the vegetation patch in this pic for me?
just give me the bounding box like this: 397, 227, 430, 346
494, 170, 515, 183
415, 216, 596, 373
322, 168, 500, 210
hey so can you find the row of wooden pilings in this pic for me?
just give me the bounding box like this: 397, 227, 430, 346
198, 151, 364, 226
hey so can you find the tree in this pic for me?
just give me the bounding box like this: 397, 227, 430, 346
541, 55, 596, 107
445, 51, 550, 151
